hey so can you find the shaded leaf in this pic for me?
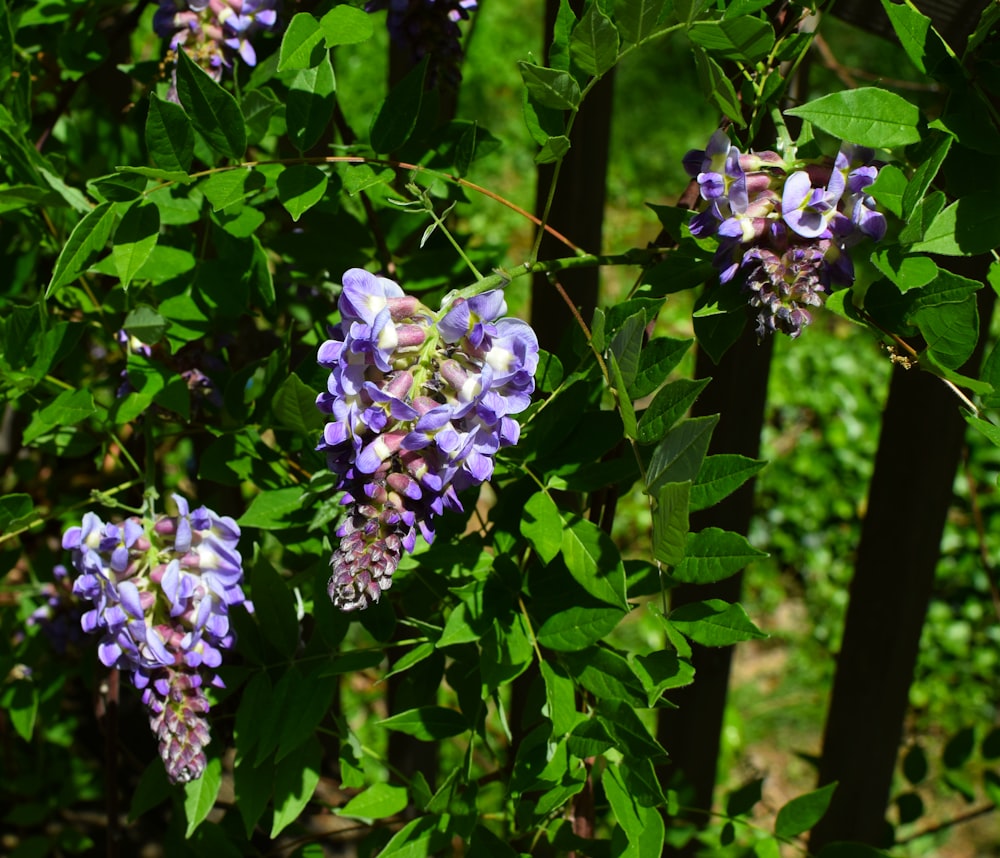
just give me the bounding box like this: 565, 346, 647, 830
183, 756, 222, 837
175, 48, 246, 159
380, 706, 468, 740
774, 782, 837, 838
370, 58, 426, 153
146, 92, 194, 172
46, 202, 117, 297
113, 203, 160, 289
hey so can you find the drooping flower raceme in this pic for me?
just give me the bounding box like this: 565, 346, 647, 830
154, 0, 278, 94
317, 268, 538, 612
62, 496, 247, 784
683, 131, 886, 339
365, 0, 478, 87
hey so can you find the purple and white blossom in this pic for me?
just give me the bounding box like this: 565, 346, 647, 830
682, 135, 886, 339
154, 0, 278, 96
62, 495, 247, 784
317, 268, 538, 611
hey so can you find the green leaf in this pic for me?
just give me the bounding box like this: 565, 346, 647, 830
652, 482, 690, 567
520, 491, 562, 565
870, 248, 938, 293
242, 88, 280, 143
468, 824, 520, 858
609, 311, 645, 391
688, 18, 775, 61
200, 169, 265, 212
183, 756, 222, 837
233, 754, 272, 837
250, 557, 300, 659
272, 372, 325, 434
112, 203, 159, 289
45, 201, 117, 297
785, 88, 921, 148
631, 650, 695, 703
535, 134, 571, 164
913, 296, 978, 369
277, 13, 326, 71
630, 336, 692, 399
540, 660, 582, 736
881, 0, 963, 82
647, 414, 719, 493
561, 647, 647, 705
560, 515, 628, 608
671, 527, 767, 585
117, 165, 195, 185
320, 5, 374, 46
370, 57, 427, 153
901, 134, 952, 219
867, 163, 906, 218
146, 92, 194, 173
175, 48, 246, 160
22, 388, 96, 445
637, 378, 710, 444
616, 0, 667, 44
518, 62, 581, 110
482, 614, 534, 693
774, 782, 838, 838
0, 494, 33, 531
899, 190, 946, 244
537, 605, 626, 651
91, 171, 147, 203
338, 783, 409, 820
128, 761, 171, 822
911, 193, 1000, 256
726, 778, 764, 817
276, 164, 328, 222
668, 599, 766, 646
690, 454, 766, 511
0, 184, 56, 214
123, 304, 169, 345
380, 706, 468, 740
4, 680, 38, 740
239, 487, 307, 530
569, 4, 620, 76
270, 737, 322, 837
693, 48, 743, 126
379, 814, 454, 858
607, 352, 638, 439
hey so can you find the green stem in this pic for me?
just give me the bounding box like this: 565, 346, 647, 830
406, 183, 482, 280
444, 248, 662, 307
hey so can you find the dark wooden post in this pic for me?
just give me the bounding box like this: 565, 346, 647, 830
810, 276, 994, 849
530, 0, 615, 355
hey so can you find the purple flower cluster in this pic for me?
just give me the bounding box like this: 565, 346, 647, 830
683, 130, 886, 339
154, 0, 277, 89
366, 0, 477, 87
63, 496, 247, 784
316, 268, 538, 611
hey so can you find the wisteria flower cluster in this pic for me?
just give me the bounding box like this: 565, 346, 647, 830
62, 496, 247, 784
683, 130, 886, 339
316, 268, 538, 612
154, 0, 278, 90
366, 0, 478, 87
